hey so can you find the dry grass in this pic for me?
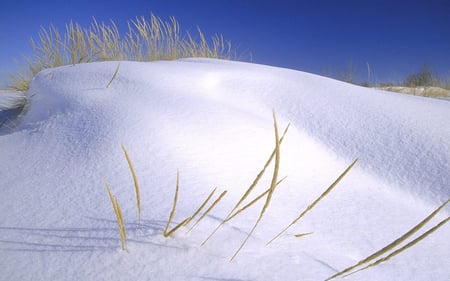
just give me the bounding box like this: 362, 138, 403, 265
294, 232, 313, 238
267, 158, 358, 246
8, 13, 235, 91
201, 122, 290, 247
379, 86, 450, 98
224, 176, 287, 223
187, 190, 228, 233
343, 215, 450, 278
163, 171, 186, 237
121, 144, 141, 225
230, 111, 283, 261
165, 217, 191, 238
183, 187, 218, 226
106, 62, 121, 88
105, 180, 127, 251
326, 198, 450, 280
101, 120, 444, 271
163, 173, 227, 237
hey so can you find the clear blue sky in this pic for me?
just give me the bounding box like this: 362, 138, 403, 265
1, 0, 449, 87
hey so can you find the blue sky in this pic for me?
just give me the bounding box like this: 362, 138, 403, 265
1, 0, 449, 87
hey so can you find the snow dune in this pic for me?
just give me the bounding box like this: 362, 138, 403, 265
0, 59, 448, 281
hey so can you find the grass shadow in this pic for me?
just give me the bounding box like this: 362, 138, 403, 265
0, 216, 181, 253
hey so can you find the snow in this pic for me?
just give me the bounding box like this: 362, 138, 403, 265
0, 58, 449, 281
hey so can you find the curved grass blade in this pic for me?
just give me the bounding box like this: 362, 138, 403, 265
230, 111, 282, 261
201, 122, 290, 247
326, 198, 449, 280
225, 176, 287, 223
165, 217, 190, 237
164, 171, 180, 237
183, 187, 217, 226
106, 62, 120, 88
121, 144, 141, 225
105, 180, 127, 251
188, 190, 228, 233
343, 215, 450, 279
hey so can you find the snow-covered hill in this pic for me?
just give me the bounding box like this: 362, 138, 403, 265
0, 59, 449, 281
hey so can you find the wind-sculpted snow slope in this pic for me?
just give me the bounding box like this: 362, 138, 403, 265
16, 58, 450, 202
0, 59, 448, 281
173, 59, 450, 202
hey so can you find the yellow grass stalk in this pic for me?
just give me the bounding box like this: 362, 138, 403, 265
106, 62, 120, 88
105, 180, 127, 251
231, 123, 289, 214
188, 190, 228, 233
164, 217, 191, 238
294, 232, 313, 238
121, 144, 141, 225
201, 122, 290, 247
230, 111, 282, 261
184, 188, 218, 226
342, 215, 450, 279
267, 158, 358, 246
326, 198, 450, 280
163, 170, 195, 237
225, 176, 287, 223
164, 170, 180, 237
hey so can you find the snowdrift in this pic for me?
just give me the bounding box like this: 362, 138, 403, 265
0, 59, 448, 281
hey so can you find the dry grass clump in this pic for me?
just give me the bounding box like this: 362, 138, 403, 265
163, 171, 228, 237
379, 86, 450, 98
101, 116, 445, 273
201, 122, 290, 247
230, 112, 283, 261
104, 144, 229, 244
8, 13, 234, 91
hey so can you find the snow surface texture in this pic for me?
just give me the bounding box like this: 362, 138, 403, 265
0, 59, 449, 281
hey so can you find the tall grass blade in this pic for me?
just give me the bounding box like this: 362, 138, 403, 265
201, 123, 289, 247
115, 197, 127, 251
183, 187, 217, 226
225, 176, 287, 223
188, 190, 228, 233
105, 180, 127, 251
230, 111, 282, 261
267, 158, 358, 246
121, 144, 141, 225
106, 62, 120, 88
326, 198, 450, 280
343, 215, 450, 278
164, 170, 180, 237
165, 217, 190, 237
